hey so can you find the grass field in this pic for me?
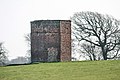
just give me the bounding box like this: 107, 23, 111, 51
0, 60, 120, 80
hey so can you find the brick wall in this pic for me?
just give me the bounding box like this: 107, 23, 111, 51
31, 20, 71, 62
60, 20, 71, 61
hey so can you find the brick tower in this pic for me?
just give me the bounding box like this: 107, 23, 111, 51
31, 20, 71, 62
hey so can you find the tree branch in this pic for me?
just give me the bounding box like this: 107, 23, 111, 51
81, 38, 100, 47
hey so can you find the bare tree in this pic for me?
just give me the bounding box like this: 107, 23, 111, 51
25, 33, 31, 47
71, 39, 78, 61
0, 42, 8, 65
71, 11, 120, 60
24, 34, 31, 62
80, 42, 102, 61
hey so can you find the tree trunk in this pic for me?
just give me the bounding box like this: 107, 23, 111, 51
103, 52, 107, 60
101, 47, 107, 60
89, 55, 93, 61
92, 54, 96, 60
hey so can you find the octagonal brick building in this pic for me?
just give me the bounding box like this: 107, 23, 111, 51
31, 20, 71, 62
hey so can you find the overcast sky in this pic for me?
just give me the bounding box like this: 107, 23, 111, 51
0, 0, 120, 60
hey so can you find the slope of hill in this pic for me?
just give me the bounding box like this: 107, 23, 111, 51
0, 60, 120, 80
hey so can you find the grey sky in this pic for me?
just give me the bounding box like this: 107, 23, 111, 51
0, 0, 120, 59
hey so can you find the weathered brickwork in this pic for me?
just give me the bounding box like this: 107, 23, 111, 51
31, 20, 71, 62
60, 21, 71, 61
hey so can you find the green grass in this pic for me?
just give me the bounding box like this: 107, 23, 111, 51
0, 60, 120, 80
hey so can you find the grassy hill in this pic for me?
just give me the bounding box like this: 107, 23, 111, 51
0, 60, 120, 80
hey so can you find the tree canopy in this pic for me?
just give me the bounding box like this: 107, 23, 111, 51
71, 11, 120, 60
0, 42, 8, 65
